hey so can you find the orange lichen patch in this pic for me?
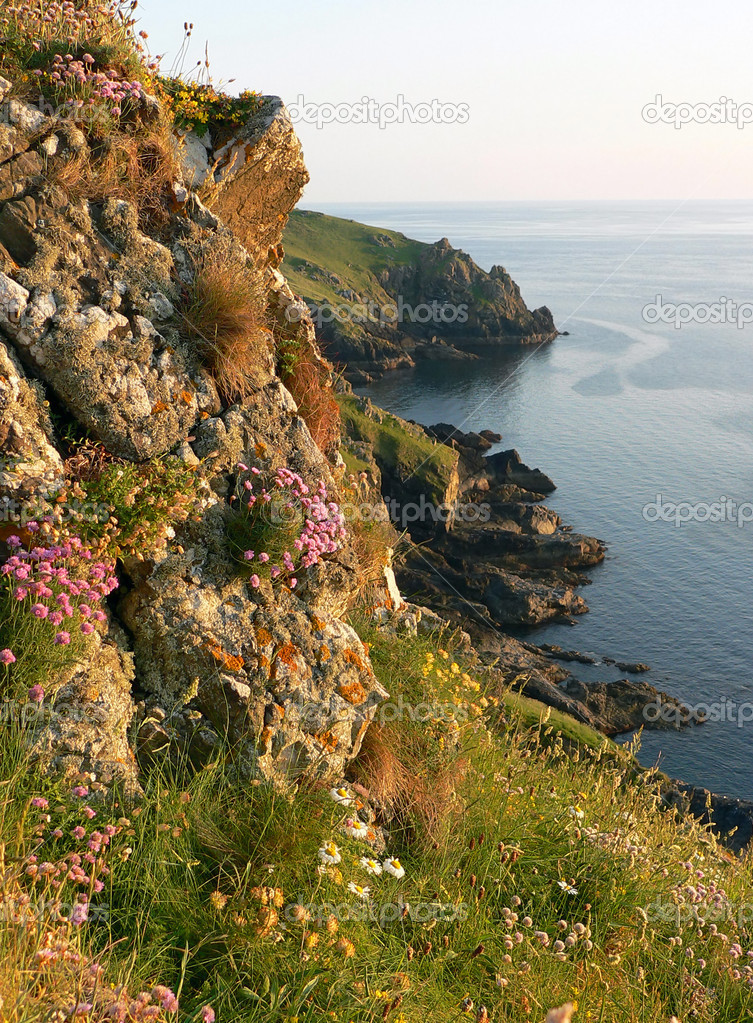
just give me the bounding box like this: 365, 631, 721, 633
275, 642, 300, 669
254, 442, 267, 457
310, 615, 326, 632
338, 681, 367, 705
259, 725, 273, 748
318, 644, 331, 663
180, 390, 193, 405
314, 730, 338, 753
151, 400, 168, 414
203, 642, 244, 672
200, 410, 210, 420
258, 654, 270, 672
255, 626, 273, 646
343, 647, 368, 672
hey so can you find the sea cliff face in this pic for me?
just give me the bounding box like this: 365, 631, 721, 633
0, 72, 749, 852
282, 210, 557, 382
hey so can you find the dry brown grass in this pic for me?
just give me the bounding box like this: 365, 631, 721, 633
50, 122, 181, 232
281, 354, 341, 459
178, 243, 272, 402
350, 722, 467, 845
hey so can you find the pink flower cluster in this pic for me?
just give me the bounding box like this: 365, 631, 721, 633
0, 527, 118, 660
35, 52, 143, 118
239, 464, 346, 589
11, 788, 212, 1020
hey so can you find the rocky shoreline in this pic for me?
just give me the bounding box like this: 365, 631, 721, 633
340, 397, 753, 848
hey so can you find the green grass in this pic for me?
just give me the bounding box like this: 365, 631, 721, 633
282, 210, 427, 315
3, 609, 753, 1021
336, 393, 457, 507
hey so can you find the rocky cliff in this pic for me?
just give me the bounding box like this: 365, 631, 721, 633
282, 209, 558, 382
0, 80, 391, 795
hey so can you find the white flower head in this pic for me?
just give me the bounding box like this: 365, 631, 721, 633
557, 880, 578, 896
360, 856, 382, 876
330, 786, 354, 805
568, 805, 584, 820
318, 841, 341, 865
383, 857, 406, 879
345, 818, 370, 839
347, 881, 371, 900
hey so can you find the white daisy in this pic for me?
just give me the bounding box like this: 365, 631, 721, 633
330, 786, 354, 805
567, 805, 584, 820
318, 841, 341, 865
557, 880, 578, 896
345, 818, 370, 839
360, 856, 382, 876
347, 881, 371, 900
383, 857, 406, 879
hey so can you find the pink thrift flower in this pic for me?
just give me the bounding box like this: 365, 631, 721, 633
83, 806, 96, 819
54, 631, 71, 645
31, 797, 49, 809
202, 1008, 216, 1023
72, 826, 86, 840
30, 603, 49, 618
250, 574, 260, 588
81, 622, 95, 635
28, 685, 44, 704
0, 649, 16, 665
243, 550, 255, 560
258, 553, 269, 563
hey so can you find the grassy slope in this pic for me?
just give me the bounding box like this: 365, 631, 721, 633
282, 210, 428, 309
5, 610, 753, 1022
337, 393, 458, 505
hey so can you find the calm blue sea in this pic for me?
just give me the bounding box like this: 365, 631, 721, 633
314, 200, 753, 800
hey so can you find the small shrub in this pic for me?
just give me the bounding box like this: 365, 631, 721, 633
0, 525, 117, 698
226, 463, 347, 590
68, 455, 210, 559
157, 75, 263, 140
178, 243, 271, 402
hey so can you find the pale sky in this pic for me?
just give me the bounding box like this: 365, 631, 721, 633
139, 0, 753, 202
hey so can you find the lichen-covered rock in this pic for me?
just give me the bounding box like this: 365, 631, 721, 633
118, 388, 386, 784
119, 537, 387, 783
212, 97, 309, 268
0, 337, 63, 524
27, 629, 139, 797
